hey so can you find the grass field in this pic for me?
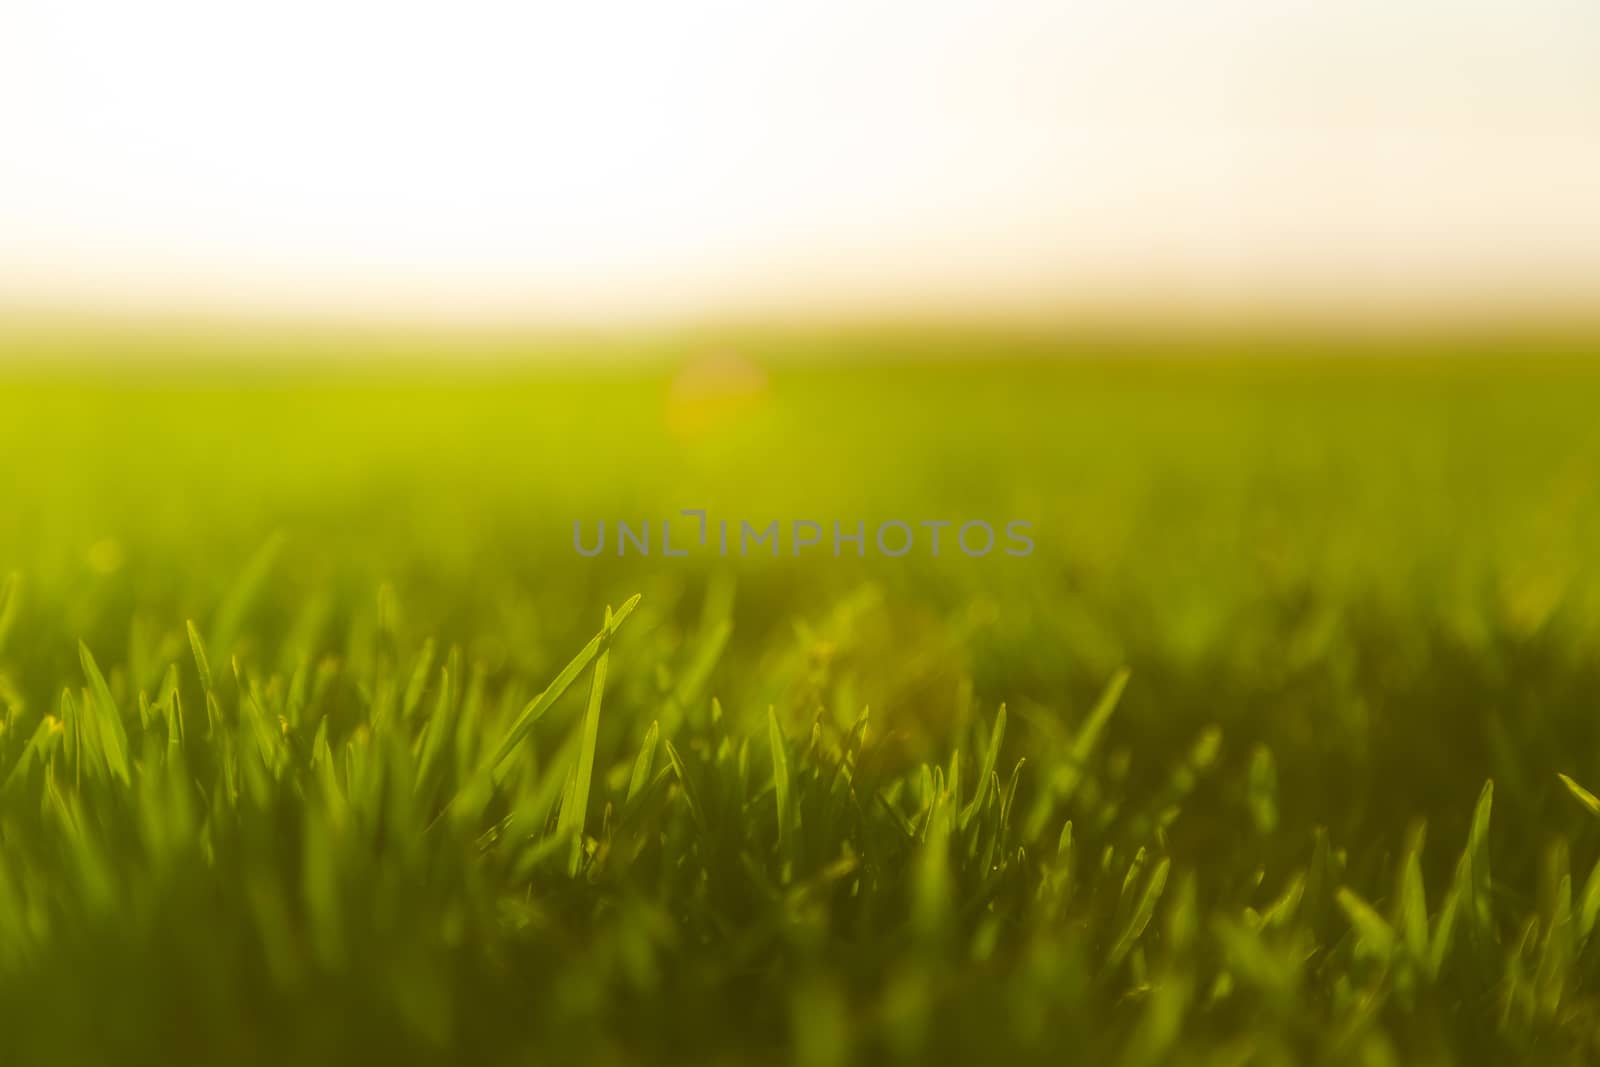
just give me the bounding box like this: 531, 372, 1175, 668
4, 327, 1600, 1064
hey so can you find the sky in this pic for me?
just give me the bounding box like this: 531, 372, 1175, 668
2, 0, 1598, 324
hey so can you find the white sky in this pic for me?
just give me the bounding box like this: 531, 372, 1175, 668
2, 0, 1598, 322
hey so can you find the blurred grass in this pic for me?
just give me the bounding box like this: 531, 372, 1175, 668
2, 324, 1600, 1063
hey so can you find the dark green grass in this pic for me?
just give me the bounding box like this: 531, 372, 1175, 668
3, 329, 1600, 1064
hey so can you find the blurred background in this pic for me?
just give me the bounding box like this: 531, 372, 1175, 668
2, 0, 1599, 777
2, 0, 1597, 330
1, 0, 1600, 831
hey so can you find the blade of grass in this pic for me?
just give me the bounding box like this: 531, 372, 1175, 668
557, 606, 613, 877
1558, 772, 1600, 818
78, 642, 130, 785
625, 720, 660, 810
187, 620, 214, 695
769, 706, 792, 852
664, 738, 710, 838
960, 704, 1005, 832
1338, 887, 1396, 959
487, 593, 640, 778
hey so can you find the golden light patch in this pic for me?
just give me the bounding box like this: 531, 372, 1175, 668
664, 351, 768, 438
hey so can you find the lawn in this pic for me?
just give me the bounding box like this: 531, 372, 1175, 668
2, 324, 1600, 1064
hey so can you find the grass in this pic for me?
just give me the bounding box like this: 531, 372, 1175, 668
3, 327, 1600, 1063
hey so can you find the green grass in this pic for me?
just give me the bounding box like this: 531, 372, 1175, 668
3, 327, 1600, 1064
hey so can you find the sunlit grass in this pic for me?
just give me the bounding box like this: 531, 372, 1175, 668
2, 328, 1600, 1064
